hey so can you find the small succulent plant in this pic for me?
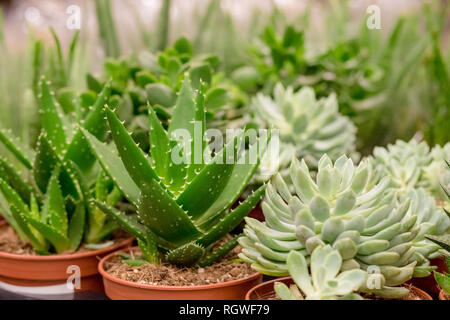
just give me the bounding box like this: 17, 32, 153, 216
250, 84, 357, 185
83, 77, 267, 267
275, 245, 366, 300
240, 154, 448, 298
0, 78, 121, 253
369, 139, 450, 199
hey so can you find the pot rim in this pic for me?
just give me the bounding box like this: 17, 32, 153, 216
245, 276, 433, 300
99, 246, 261, 291
0, 237, 134, 261
439, 289, 448, 300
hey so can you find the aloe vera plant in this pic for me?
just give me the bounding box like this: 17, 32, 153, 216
83, 77, 267, 266
0, 78, 121, 253
275, 245, 366, 300
250, 84, 357, 184
240, 154, 448, 298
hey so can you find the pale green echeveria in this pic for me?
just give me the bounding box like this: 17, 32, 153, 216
275, 246, 365, 300
250, 84, 357, 185
240, 154, 416, 298
370, 139, 449, 199
239, 154, 389, 276
403, 188, 450, 276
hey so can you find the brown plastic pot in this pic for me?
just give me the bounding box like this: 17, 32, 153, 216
0, 237, 134, 292
407, 256, 448, 297
246, 276, 433, 300
439, 290, 449, 300
99, 247, 263, 300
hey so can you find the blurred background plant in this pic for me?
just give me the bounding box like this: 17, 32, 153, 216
0, 0, 448, 156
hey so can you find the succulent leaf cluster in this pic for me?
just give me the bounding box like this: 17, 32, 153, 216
250, 84, 357, 184
0, 78, 121, 253
240, 154, 447, 298
275, 245, 366, 300
84, 77, 266, 267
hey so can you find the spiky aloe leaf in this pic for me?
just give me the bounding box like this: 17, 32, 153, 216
138, 180, 202, 248
196, 184, 266, 247
0, 129, 35, 169
39, 78, 68, 154
165, 77, 198, 192
148, 104, 170, 180
65, 82, 111, 173
105, 107, 159, 189
0, 157, 32, 204
93, 199, 147, 241
198, 235, 239, 267
137, 236, 159, 264
41, 167, 68, 234
176, 132, 243, 221
425, 235, 450, 252
196, 136, 267, 228
33, 133, 59, 193
25, 213, 70, 254
434, 272, 450, 295
166, 242, 205, 267
81, 128, 140, 205
68, 202, 85, 250
9, 205, 47, 252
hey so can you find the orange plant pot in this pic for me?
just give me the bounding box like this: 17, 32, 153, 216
245, 276, 433, 300
99, 247, 263, 300
439, 290, 449, 300
0, 237, 134, 292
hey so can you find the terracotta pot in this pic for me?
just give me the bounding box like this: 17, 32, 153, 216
439, 290, 449, 300
0, 219, 6, 227
99, 247, 263, 300
0, 237, 134, 293
407, 256, 448, 297
246, 276, 433, 300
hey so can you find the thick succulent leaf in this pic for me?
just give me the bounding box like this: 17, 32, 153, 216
105, 107, 159, 189
434, 272, 450, 295
25, 213, 70, 253
65, 82, 111, 173
0, 157, 32, 204
146, 83, 176, 108
38, 78, 68, 154
9, 205, 47, 251
196, 136, 267, 228
168, 77, 196, 137
176, 132, 243, 221
33, 133, 59, 193
165, 77, 197, 191
0, 129, 35, 169
138, 179, 202, 248
196, 184, 266, 247
166, 242, 205, 266
287, 250, 314, 297
42, 166, 68, 235
68, 202, 85, 250
81, 128, 140, 205
198, 235, 239, 267
148, 103, 170, 179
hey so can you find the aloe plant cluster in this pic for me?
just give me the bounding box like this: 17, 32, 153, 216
83, 77, 267, 266
240, 154, 450, 298
0, 78, 122, 253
